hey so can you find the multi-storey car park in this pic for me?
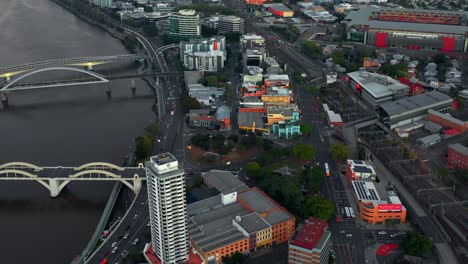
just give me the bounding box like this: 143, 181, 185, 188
344, 7, 468, 52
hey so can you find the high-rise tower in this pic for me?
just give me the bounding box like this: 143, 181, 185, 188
146, 153, 188, 263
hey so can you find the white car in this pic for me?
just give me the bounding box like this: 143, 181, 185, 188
111, 242, 117, 248
170, 111, 174, 115
346, 234, 353, 237
111, 246, 118, 254
132, 238, 139, 245
123, 233, 129, 239
378, 231, 387, 235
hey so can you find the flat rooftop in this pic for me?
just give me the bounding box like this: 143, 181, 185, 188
238, 111, 265, 129
263, 3, 293, 12
236, 212, 271, 233
289, 217, 327, 250
352, 180, 381, 201
348, 160, 375, 174
238, 188, 294, 225
346, 7, 468, 35
202, 170, 249, 194
347, 71, 409, 99
380, 92, 452, 117
188, 195, 250, 253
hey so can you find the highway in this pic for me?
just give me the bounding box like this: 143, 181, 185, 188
83, 26, 186, 263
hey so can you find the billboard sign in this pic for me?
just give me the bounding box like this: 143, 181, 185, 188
378, 204, 402, 211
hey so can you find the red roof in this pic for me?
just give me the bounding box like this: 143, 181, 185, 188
376, 244, 398, 256
144, 245, 202, 264
289, 217, 327, 250
445, 128, 461, 136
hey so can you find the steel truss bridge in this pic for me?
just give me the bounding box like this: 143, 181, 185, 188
0, 162, 146, 197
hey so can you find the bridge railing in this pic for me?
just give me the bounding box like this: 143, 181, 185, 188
73, 182, 122, 264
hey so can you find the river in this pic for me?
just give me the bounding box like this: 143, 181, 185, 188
0, 0, 155, 263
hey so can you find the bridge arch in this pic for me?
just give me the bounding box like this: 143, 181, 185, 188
0, 162, 42, 171
75, 162, 125, 171
57, 169, 137, 194
1, 67, 109, 92
0, 169, 50, 191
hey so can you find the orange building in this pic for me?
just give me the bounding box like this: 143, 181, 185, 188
427, 109, 467, 133
244, 0, 266, 5
352, 180, 407, 224
188, 171, 295, 264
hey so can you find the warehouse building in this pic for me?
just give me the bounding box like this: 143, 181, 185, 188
344, 7, 468, 52
189, 171, 295, 263
377, 91, 452, 129
347, 70, 409, 108
263, 3, 294, 18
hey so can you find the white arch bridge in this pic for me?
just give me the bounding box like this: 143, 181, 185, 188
0, 162, 146, 197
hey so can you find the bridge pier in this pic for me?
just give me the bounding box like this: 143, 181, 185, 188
49, 178, 61, 198
133, 175, 142, 194
1, 93, 8, 109
105, 86, 112, 99
131, 80, 136, 96
155, 77, 160, 86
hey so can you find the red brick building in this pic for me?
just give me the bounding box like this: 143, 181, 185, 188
427, 109, 468, 133
448, 143, 468, 170
288, 217, 331, 264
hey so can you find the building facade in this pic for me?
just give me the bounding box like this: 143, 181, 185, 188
448, 143, 468, 170
169, 10, 201, 41
146, 153, 188, 263
180, 37, 226, 72
345, 7, 468, 52
352, 180, 407, 225
218, 16, 245, 34
288, 217, 331, 264
427, 109, 468, 132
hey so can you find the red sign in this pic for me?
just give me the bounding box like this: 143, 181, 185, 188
378, 204, 402, 211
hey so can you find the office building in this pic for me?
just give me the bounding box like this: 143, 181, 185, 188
346, 160, 376, 182
377, 92, 453, 129
288, 217, 331, 264
169, 10, 201, 41
352, 180, 407, 224
448, 143, 468, 170
347, 70, 409, 108
218, 16, 245, 34
240, 34, 265, 50
90, 0, 113, 7
146, 153, 188, 263
344, 7, 468, 52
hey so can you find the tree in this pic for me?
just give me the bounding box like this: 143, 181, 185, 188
304, 167, 324, 193
401, 232, 433, 256
303, 41, 321, 59
300, 124, 313, 137
245, 161, 261, 179
203, 75, 219, 87
142, 24, 158, 36
304, 196, 334, 220
293, 143, 316, 161
329, 143, 349, 161
135, 135, 152, 161
222, 252, 245, 264
380, 63, 408, 78
191, 134, 210, 150
183, 96, 201, 110
144, 6, 153, 12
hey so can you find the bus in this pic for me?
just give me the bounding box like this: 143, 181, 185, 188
349, 207, 356, 218
324, 163, 330, 177
344, 207, 351, 218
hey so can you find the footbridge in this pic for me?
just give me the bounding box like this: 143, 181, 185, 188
0, 162, 146, 197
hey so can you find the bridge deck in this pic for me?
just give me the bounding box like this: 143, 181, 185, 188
0, 54, 145, 75
0, 166, 146, 180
